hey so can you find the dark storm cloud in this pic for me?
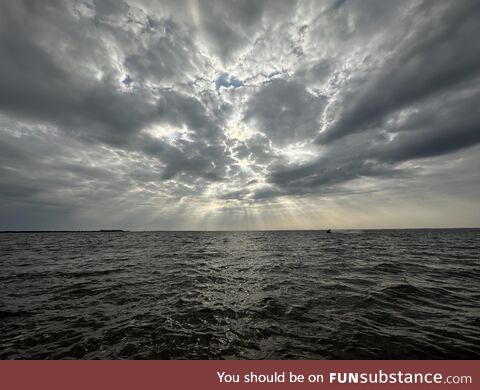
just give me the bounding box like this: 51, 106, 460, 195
317, 0, 480, 144
124, 19, 201, 84
157, 89, 225, 141
263, 84, 480, 198
139, 135, 230, 182
263, 156, 406, 198
294, 60, 334, 86
244, 79, 326, 146
0, 1, 158, 146
379, 88, 480, 162
0, 128, 118, 203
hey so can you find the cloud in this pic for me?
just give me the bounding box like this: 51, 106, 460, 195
192, 0, 296, 63
244, 79, 326, 146
0, 0, 479, 229
317, 0, 480, 144
123, 18, 202, 84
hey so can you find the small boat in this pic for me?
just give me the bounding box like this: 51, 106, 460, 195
326, 229, 332, 233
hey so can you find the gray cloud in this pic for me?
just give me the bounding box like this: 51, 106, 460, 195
194, 0, 295, 63
1, 0, 479, 229
317, 0, 480, 144
124, 18, 202, 84
244, 79, 326, 146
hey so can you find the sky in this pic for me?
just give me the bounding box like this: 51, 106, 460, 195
1, 0, 479, 230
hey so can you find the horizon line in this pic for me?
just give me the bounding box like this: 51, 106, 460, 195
1, 227, 479, 233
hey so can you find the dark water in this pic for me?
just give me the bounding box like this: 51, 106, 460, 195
1, 230, 479, 359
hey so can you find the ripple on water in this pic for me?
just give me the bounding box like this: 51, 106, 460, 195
0, 229, 479, 359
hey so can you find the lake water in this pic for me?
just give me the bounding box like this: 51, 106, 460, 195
1, 230, 479, 359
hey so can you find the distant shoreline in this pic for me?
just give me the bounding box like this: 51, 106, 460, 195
1, 228, 479, 233
0, 230, 129, 233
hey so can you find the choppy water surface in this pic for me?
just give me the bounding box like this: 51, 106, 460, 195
1, 230, 479, 359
